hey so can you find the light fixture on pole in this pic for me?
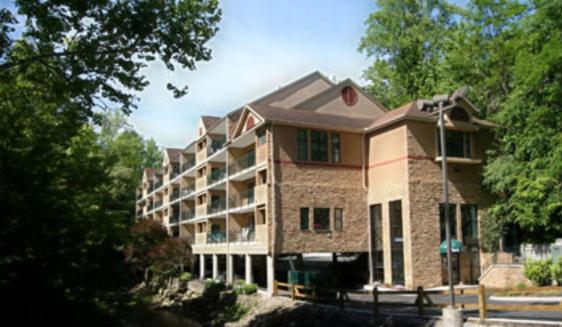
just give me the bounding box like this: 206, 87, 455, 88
433, 94, 455, 307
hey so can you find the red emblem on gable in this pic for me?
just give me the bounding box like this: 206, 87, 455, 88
246, 116, 255, 130
341, 86, 358, 106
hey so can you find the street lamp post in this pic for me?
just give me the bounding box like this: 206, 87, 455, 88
437, 99, 456, 307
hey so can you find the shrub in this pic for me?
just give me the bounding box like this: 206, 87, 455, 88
551, 258, 562, 284
147, 238, 193, 277
124, 220, 168, 276
179, 272, 192, 282
243, 283, 258, 295
205, 278, 226, 291
524, 259, 552, 286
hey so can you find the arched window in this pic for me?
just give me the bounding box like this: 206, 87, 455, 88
449, 107, 470, 122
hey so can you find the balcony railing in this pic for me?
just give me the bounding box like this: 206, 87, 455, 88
136, 193, 143, 200
181, 185, 196, 197
170, 170, 180, 180
148, 202, 154, 211
229, 151, 256, 175
207, 231, 226, 244
148, 184, 154, 193
153, 180, 163, 190
181, 158, 196, 172
181, 209, 195, 221
207, 199, 226, 214
169, 213, 180, 224
229, 228, 255, 243
154, 200, 163, 209
207, 167, 226, 185
207, 136, 226, 156
229, 188, 255, 209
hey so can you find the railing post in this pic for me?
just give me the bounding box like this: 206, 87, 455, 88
291, 284, 295, 301
417, 286, 424, 317
272, 280, 278, 296
478, 284, 487, 321
373, 286, 379, 316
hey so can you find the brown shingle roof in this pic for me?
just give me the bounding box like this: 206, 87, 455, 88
165, 148, 182, 162
366, 101, 435, 131
144, 168, 155, 178
201, 115, 221, 129
250, 103, 373, 132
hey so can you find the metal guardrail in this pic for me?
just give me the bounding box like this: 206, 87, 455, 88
181, 210, 195, 221
207, 200, 226, 214
207, 137, 226, 156
229, 188, 255, 208
228, 229, 255, 242
207, 231, 226, 244
181, 159, 195, 172
154, 200, 162, 208
207, 168, 226, 185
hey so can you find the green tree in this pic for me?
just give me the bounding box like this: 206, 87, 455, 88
359, 0, 459, 108
0, 0, 220, 323
483, 0, 562, 243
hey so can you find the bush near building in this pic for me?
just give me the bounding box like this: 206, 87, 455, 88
524, 259, 553, 286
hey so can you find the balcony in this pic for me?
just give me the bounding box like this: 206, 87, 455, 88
181, 185, 196, 198
136, 209, 143, 217
154, 200, 163, 209
207, 199, 226, 215
153, 180, 163, 190
229, 227, 255, 243
170, 170, 180, 180
207, 137, 226, 157
148, 202, 154, 211
148, 184, 154, 193
229, 151, 256, 175
207, 167, 226, 185
169, 213, 180, 225
136, 193, 143, 200
229, 188, 255, 210
181, 209, 195, 222
170, 189, 180, 202
181, 158, 196, 172
207, 231, 226, 244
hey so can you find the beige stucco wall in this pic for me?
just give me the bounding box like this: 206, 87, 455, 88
367, 124, 411, 287
271, 124, 368, 254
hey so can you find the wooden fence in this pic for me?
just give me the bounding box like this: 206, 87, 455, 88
273, 281, 562, 320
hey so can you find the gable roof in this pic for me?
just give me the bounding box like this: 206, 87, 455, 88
165, 148, 182, 162
249, 103, 373, 132
294, 78, 388, 114
201, 115, 221, 129
143, 168, 155, 179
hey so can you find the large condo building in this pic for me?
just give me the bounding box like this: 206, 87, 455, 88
135, 72, 496, 295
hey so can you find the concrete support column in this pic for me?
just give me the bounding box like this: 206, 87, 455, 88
266, 255, 275, 297
199, 254, 205, 280
226, 254, 234, 284
245, 254, 253, 284
212, 254, 219, 280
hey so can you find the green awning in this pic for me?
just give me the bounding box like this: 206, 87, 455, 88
439, 239, 464, 254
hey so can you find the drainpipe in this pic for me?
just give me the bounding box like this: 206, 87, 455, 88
362, 131, 374, 285
268, 122, 277, 295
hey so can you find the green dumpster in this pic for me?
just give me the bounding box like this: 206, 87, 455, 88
303, 271, 319, 286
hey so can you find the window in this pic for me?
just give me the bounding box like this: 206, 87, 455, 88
334, 208, 343, 231
437, 130, 472, 158
313, 208, 330, 230
257, 129, 266, 145
370, 204, 384, 281
331, 133, 341, 163
389, 200, 404, 285
297, 129, 308, 161
300, 208, 309, 231
310, 130, 328, 162
461, 204, 478, 245
439, 203, 457, 242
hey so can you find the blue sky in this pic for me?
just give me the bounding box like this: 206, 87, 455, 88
130, 0, 377, 147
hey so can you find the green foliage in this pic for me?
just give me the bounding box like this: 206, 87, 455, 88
180, 272, 192, 282
233, 280, 258, 295
205, 278, 226, 291
359, 0, 460, 108
551, 259, 562, 284
0, 1, 220, 323
147, 238, 193, 277
524, 259, 552, 286
479, 213, 503, 252
222, 303, 250, 322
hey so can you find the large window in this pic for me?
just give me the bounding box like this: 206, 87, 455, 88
370, 204, 384, 281
313, 208, 330, 230
461, 204, 478, 245
389, 200, 404, 285
439, 203, 457, 242
300, 208, 309, 231
437, 130, 472, 158
297, 129, 308, 161
310, 130, 328, 162
331, 133, 341, 163
334, 208, 343, 231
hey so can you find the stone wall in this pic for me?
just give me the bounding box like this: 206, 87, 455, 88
479, 265, 532, 288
